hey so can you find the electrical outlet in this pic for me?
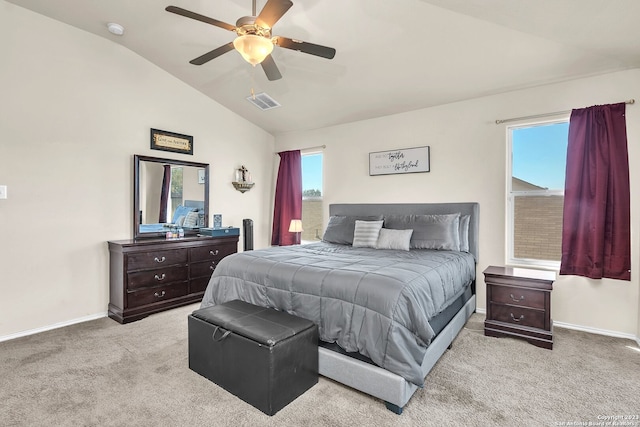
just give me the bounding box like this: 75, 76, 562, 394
0, 185, 7, 199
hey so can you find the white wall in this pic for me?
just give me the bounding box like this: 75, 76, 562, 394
275, 69, 640, 339
0, 3, 275, 338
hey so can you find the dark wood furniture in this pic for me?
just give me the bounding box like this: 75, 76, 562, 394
108, 235, 238, 324
484, 265, 555, 349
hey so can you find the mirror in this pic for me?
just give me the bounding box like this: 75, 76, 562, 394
134, 154, 209, 239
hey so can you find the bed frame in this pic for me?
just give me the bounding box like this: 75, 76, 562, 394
318, 203, 479, 414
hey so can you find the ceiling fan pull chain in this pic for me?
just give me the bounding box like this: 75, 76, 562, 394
250, 66, 257, 100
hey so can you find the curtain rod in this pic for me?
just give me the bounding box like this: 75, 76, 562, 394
274, 144, 326, 155
495, 99, 635, 125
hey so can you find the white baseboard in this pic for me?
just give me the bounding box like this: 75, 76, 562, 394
474, 307, 638, 344
3, 309, 639, 348
552, 320, 638, 342
0, 312, 107, 343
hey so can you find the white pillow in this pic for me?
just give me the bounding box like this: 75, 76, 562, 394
352, 220, 384, 248
376, 228, 413, 251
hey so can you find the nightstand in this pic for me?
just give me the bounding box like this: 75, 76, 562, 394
483, 266, 555, 350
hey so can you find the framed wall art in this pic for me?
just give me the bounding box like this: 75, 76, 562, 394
369, 146, 430, 176
150, 128, 193, 155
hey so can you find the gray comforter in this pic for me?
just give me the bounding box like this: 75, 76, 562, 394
200, 242, 475, 386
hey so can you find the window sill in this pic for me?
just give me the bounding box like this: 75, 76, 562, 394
506, 259, 560, 272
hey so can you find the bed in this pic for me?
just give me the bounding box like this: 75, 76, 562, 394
200, 202, 479, 414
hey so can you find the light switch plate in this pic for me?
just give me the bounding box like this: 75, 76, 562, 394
0, 185, 7, 199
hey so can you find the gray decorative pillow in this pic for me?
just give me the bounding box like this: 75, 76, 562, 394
459, 214, 470, 253
322, 215, 384, 245
183, 211, 199, 228
352, 220, 384, 248
384, 213, 461, 250
376, 228, 413, 251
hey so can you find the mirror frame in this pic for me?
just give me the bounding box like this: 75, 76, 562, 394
133, 154, 210, 239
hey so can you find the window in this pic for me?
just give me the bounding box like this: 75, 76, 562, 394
301, 152, 323, 242
508, 119, 569, 267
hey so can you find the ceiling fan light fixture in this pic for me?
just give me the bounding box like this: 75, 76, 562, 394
233, 34, 274, 66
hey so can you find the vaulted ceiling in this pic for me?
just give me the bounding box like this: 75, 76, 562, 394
7, 0, 640, 135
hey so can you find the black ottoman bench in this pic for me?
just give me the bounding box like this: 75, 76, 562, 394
188, 300, 318, 416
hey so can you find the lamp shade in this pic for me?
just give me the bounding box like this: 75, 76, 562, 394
288, 219, 303, 233
233, 34, 274, 66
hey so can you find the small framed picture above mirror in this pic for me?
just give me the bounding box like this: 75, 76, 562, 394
150, 128, 194, 155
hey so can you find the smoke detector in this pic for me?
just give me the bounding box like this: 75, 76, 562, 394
107, 23, 124, 36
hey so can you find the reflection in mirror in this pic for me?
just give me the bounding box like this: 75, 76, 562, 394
134, 155, 209, 239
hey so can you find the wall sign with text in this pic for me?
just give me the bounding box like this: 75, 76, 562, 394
150, 128, 194, 155
369, 146, 430, 176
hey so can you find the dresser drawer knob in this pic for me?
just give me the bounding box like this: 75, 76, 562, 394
209, 264, 216, 271
510, 313, 524, 322
210, 249, 219, 256
509, 293, 525, 302
154, 273, 166, 281
154, 290, 166, 298
154, 256, 166, 263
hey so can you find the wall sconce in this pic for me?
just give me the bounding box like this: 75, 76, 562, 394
289, 219, 303, 245
232, 165, 255, 193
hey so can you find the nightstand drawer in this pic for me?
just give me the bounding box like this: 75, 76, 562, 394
490, 303, 546, 330
490, 286, 546, 310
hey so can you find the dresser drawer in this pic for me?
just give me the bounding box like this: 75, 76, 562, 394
191, 260, 217, 279
489, 303, 546, 330
190, 244, 236, 263
127, 249, 188, 271
190, 276, 210, 294
490, 285, 546, 310
127, 266, 189, 290
127, 282, 188, 307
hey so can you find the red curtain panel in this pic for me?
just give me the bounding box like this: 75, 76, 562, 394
560, 103, 630, 280
159, 164, 171, 223
271, 150, 302, 246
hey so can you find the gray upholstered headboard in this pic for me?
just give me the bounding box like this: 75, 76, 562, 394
184, 200, 204, 210
329, 202, 479, 261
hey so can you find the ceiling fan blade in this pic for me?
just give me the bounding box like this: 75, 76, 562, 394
189, 42, 235, 65
255, 0, 293, 28
166, 6, 236, 32
260, 55, 282, 81
275, 37, 336, 59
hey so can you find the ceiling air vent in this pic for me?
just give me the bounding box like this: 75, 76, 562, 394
246, 92, 281, 111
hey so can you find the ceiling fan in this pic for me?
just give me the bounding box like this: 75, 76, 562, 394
166, 0, 336, 81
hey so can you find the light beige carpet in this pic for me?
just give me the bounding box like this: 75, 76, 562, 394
1, 304, 639, 427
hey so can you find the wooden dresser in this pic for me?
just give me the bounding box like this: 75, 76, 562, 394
483, 265, 555, 349
108, 235, 238, 324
